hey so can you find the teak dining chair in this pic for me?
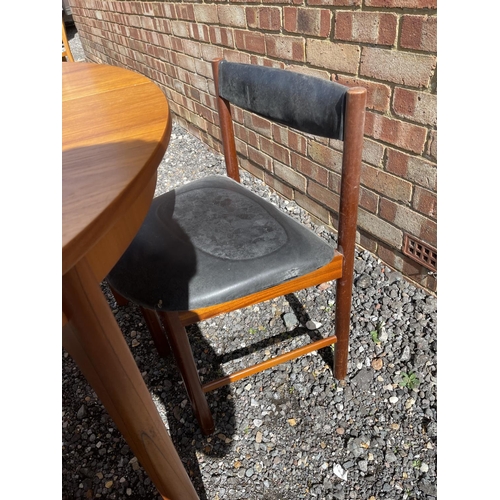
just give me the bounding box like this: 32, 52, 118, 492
107, 58, 367, 435
62, 20, 74, 62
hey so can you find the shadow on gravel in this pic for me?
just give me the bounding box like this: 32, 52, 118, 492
157, 289, 336, 498
147, 323, 236, 500
285, 293, 335, 370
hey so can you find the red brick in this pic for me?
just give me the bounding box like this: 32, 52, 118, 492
189, 23, 210, 44
386, 148, 436, 190
427, 130, 437, 161
182, 39, 201, 59
291, 153, 329, 185
413, 186, 436, 219
231, 106, 245, 125
393, 87, 436, 126
174, 53, 196, 72
361, 164, 412, 202
308, 180, 340, 212
241, 157, 265, 181
175, 4, 195, 21
189, 72, 209, 93
377, 243, 425, 280
249, 56, 283, 68
152, 3, 177, 18
335, 12, 397, 46
171, 21, 190, 38
365, 112, 427, 154
307, 0, 361, 5
336, 75, 391, 112
357, 207, 403, 247
248, 145, 273, 171
154, 18, 171, 35
361, 47, 436, 88
128, 15, 142, 29
365, 0, 436, 7
274, 161, 307, 191
307, 39, 360, 74
218, 5, 247, 28
380, 199, 436, 246
139, 3, 155, 16
358, 229, 378, 253
234, 123, 259, 149
261, 136, 290, 164
209, 27, 235, 47
273, 126, 307, 155
359, 187, 379, 214
247, 7, 281, 31
264, 173, 295, 200
242, 112, 272, 138
193, 4, 219, 24
234, 137, 248, 157
361, 139, 385, 167
297, 191, 332, 226
266, 35, 305, 62
401, 15, 437, 52
224, 50, 253, 65
201, 44, 224, 63
194, 58, 211, 79
235, 30, 266, 54
284, 7, 331, 37
309, 140, 343, 173
140, 16, 155, 30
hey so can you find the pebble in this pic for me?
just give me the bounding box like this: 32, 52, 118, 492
283, 312, 299, 330
306, 320, 322, 330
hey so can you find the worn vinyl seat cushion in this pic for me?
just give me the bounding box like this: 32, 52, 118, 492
107, 175, 334, 311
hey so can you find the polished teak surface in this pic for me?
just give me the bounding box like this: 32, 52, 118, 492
62, 62, 199, 499
63, 62, 171, 276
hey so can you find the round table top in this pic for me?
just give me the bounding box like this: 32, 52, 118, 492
62, 62, 171, 275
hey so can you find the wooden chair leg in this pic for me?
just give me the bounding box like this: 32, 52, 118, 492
333, 86, 366, 380
108, 283, 130, 307
333, 274, 354, 380
140, 307, 171, 358
159, 311, 215, 435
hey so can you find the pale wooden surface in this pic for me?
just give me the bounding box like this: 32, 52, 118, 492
62, 62, 171, 275
62, 62, 199, 500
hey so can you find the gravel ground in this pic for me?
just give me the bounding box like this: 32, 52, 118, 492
63, 28, 437, 500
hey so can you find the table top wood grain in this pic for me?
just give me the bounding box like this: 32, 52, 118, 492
62, 62, 171, 275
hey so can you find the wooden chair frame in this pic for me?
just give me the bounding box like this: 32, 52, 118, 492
111, 58, 366, 435
62, 20, 74, 62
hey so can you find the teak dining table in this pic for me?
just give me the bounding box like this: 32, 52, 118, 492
62, 62, 199, 500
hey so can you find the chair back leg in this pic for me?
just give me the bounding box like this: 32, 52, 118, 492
334, 87, 367, 380
140, 308, 171, 358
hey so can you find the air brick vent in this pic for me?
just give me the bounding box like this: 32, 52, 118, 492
402, 234, 437, 272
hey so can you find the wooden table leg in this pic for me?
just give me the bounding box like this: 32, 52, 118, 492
62, 257, 199, 500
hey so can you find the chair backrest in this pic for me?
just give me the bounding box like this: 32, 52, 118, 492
217, 60, 348, 140
211, 60, 366, 379
212, 59, 365, 186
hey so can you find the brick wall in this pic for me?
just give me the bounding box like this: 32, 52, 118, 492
68, 0, 437, 292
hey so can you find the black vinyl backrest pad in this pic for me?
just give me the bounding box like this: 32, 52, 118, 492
107, 176, 334, 311
218, 60, 349, 140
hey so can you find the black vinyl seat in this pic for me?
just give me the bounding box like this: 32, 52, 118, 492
107, 175, 334, 311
